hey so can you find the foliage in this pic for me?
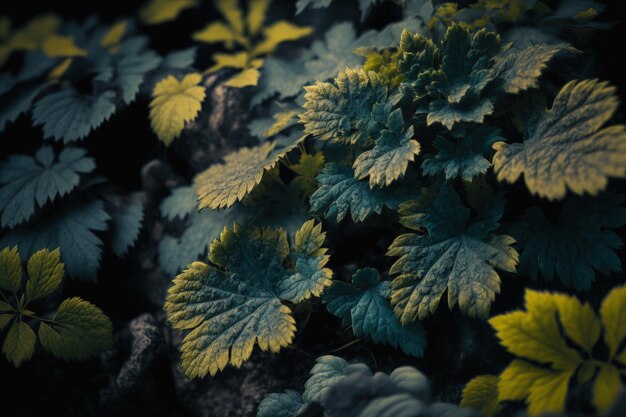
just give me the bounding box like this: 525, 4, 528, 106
258, 355, 478, 417
165, 220, 332, 377
0, 247, 113, 366
463, 286, 626, 416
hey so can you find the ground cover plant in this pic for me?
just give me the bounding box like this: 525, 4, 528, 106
1, 1, 626, 416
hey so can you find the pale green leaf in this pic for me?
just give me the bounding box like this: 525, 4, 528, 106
25, 248, 64, 302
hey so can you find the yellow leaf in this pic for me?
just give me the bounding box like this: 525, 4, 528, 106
100, 20, 128, 49
140, 0, 199, 25
224, 67, 260, 88
247, 0, 271, 35
192, 21, 247, 48
205, 51, 249, 74
262, 109, 300, 138
49, 57, 72, 79
489, 290, 582, 371
291, 152, 325, 196
593, 364, 622, 414
498, 360, 572, 416
553, 293, 601, 353
149, 73, 206, 145
41, 35, 87, 58
2, 321, 36, 367
215, 0, 245, 35
8, 14, 60, 50
461, 375, 502, 417
251, 20, 313, 56
0, 246, 22, 294
600, 285, 626, 358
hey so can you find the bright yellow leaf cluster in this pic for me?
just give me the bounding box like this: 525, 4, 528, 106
149, 73, 206, 145
463, 287, 626, 416
194, 0, 312, 87
139, 0, 200, 25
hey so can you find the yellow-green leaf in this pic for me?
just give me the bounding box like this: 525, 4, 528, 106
291, 152, 325, 196
38, 297, 113, 361
49, 57, 73, 79
192, 21, 247, 48
224, 67, 261, 87
8, 14, 60, 50
215, 0, 245, 35
593, 364, 622, 414
553, 293, 601, 353
25, 248, 64, 302
206, 51, 249, 73
140, 0, 199, 25
2, 321, 36, 367
41, 35, 87, 58
600, 284, 626, 358
149, 73, 206, 145
252, 21, 313, 56
100, 20, 128, 49
247, 0, 271, 36
262, 109, 299, 139
461, 375, 501, 417
0, 246, 22, 294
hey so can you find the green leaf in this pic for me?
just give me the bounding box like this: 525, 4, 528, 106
461, 375, 501, 417
149, 73, 206, 145
0, 246, 22, 294
492, 43, 579, 94
310, 163, 409, 223
302, 355, 371, 403
25, 248, 64, 302
107, 194, 144, 257
301, 67, 389, 145
195, 138, 303, 210
600, 285, 626, 359
0, 199, 110, 280
166, 222, 331, 377
0, 146, 95, 228
2, 320, 36, 366
353, 109, 420, 187
324, 268, 427, 358
32, 89, 116, 143
38, 296, 113, 361
493, 79, 626, 200
422, 126, 502, 181
257, 390, 305, 417
388, 187, 518, 323
512, 193, 626, 290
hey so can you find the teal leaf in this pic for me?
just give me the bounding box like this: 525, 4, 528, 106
301, 67, 389, 145
295, 0, 333, 14
32, 89, 116, 143
0, 146, 95, 228
302, 355, 371, 403
422, 126, 502, 181
160, 186, 198, 221
324, 268, 427, 357
388, 187, 518, 323
107, 194, 144, 257
0, 199, 110, 280
310, 163, 409, 222
354, 109, 420, 187
114, 37, 162, 104
257, 390, 305, 417
0, 80, 47, 132
511, 193, 626, 290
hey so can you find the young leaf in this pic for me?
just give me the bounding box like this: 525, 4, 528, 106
0, 199, 110, 280
461, 375, 501, 417
493, 79, 626, 200
388, 187, 518, 323
139, 0, 199, 25
0, 146, 95, 228
2, 321, 36, 366
32, 89, 116, 143
290, 151, 325, 196
165, 222, 331, 377
512, 193, 626, 290
25, 248, 63, 302
38, 297, 113, 361
422, 126, 502, 181
149, 73, 206, 145
353, 108, 420, 187
0, 246, 22, 294
324, 268, 427, 358
310, 163, 409, 223
195, 138, 303, 210
300, 67, 389, 145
